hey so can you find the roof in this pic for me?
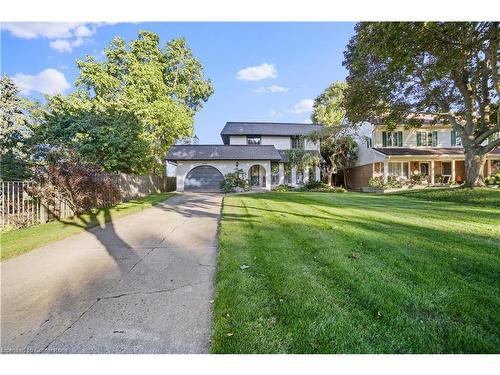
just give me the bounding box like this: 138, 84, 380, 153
277, 150, 324, 163
166, 145, 282, 161
220, 122, 323, 143
373, 147, 466, 156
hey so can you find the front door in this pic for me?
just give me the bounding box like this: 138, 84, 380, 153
420, 162, 430, 176
250, 165, 260, 186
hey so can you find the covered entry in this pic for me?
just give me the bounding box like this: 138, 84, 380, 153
184, 165, 224, 192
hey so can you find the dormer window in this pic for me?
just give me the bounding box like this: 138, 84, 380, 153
291, 135, 304, 149
247, 136, 261, 145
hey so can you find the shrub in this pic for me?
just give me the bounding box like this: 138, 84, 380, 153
485, 172, 500, 185
385, 176, 402, 188
299, 182, 346, 193
272, 184, 294, 192
368, 176, 384, 188
368, 176, 402, 189
220, 168, 250, 193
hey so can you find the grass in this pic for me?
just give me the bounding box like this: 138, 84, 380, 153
212, 191, 500, 353
390, 187, 500, 208
0, 192, 175, 261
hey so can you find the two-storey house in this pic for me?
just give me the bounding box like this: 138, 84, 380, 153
348, 116, 500, 188
166, 122, 323, 192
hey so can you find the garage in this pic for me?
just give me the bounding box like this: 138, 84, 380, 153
184, 165, 224, 192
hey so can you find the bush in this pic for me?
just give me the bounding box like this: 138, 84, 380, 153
368, 176, 384, 188
368, 176, 402, 189
220, 168, 250, 193
385, 176, 402, 188
485, 172, 500, 185
299, 181, 346, 193
272, 184, 294, 192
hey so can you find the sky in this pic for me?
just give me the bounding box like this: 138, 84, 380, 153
1, 22, 355, 143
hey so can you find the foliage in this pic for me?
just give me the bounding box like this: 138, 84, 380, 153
1, 192, 174, 261
485, 172, 500, 185
411, 173, 426, 185
40, 31, 213, 174
213, 192, 500, 352
0, 76, 41, 179
220, 168, 250, 193
343, 22, 500, 187
310, 82, 359, 186
368, 176, 402, 188
286, 149, 320, 170
298, 180, 347, 193
272, 184, 294, 192
29, 152, 121, 216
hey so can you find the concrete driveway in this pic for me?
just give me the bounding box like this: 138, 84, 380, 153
0, 193, 222, 354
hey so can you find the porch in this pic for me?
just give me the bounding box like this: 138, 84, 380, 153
266, 162, 321, 190
373, 158, 499, 185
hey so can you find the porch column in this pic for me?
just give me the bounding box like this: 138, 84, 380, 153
291, 166, 297, 187
383, 161, 388, 183
265, 163, 272, 190
451, 160, 456, 182
400, 161, 404, 180
278, 163, 285, 185
430, 160, 435, 184
315, 166, 321, 182
304, 166, 310, 184
488, 159, 492, 177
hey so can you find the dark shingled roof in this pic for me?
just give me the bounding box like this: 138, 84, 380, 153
373, 148, 466, 156
220, 122, 323, 143
277, 150, 324, 163
166, 145, 282, 161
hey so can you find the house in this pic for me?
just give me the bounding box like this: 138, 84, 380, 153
347, 115, 500, 188
166, 122, 323, 192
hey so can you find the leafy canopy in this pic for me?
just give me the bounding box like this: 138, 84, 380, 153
42, 31, 213, 174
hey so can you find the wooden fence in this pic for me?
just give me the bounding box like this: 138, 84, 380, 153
0, 174, 176, 230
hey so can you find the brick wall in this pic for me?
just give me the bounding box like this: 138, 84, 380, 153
348, 164, 373, 188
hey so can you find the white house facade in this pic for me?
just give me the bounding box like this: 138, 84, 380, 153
166, 122, 323, 192
347, 116, 500, 188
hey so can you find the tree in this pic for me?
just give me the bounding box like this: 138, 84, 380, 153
343, 22, 499, 187
42, 31, 213, 174
310, 81, 358, 186
0, 75, 40, 179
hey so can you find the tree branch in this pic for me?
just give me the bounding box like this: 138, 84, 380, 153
480, 136, 500, 154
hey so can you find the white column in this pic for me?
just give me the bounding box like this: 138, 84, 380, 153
383, 161, 389, 182
278, 163, 285, 185
291, 166, 297, 187
315, 166, 321, 182
304, 166, 310, 184
400, 161, 404, 180
488, 159, 492, 177
430, 160, 435, 184
265, 163, 271, 190
451, 159, 456, 182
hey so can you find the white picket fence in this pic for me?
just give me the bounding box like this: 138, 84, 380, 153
0, 174, 176, 230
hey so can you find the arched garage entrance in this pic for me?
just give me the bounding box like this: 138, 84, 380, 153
184, 165, 224, 192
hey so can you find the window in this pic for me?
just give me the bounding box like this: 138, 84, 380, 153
365, 136, 373, 148
382, 131, 403, 147
291, 135, 304, 149
402, 162, 409, 179
451, 130, 462, 146
417, 131, 438, 147
296, 168, 304, 184
442, 162, 452, 175
388, 162, 401, 177
247, 136, 261, 145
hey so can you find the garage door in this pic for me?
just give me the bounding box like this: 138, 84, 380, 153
184, 166, 224, 192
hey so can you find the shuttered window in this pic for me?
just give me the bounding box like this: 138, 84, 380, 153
382, 131, 403, 147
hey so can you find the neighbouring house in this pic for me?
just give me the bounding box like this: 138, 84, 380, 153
347, 115, 500, 188
166, 122, 323, 192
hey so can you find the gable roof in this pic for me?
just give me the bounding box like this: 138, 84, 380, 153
220, 122, 323, 143
166, 145, 282, 161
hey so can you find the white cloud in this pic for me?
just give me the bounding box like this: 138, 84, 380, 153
237, 63, 277, 81
1, 22, 100, 53
270, 110, 283, 117
255, 85, 288, 93
13, 68, 71, 96
292, 99, 314, 114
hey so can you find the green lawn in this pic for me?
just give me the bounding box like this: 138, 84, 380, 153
212, 190, 500, 353
0, 192, 175, 261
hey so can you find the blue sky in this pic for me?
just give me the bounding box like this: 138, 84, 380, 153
1, 22, 355, 143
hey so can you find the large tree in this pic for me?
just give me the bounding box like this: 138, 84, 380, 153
343, 22, 499, 187
310, 81, 358, 186
42, 31, 213, 174
0, 75, 40, 179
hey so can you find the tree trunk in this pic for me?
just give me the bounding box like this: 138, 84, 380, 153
463, 148, 486, 188
327, 171, 332, 186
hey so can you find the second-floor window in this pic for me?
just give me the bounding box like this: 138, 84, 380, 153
382, 131, 403, 147
291, 135, 304, 149
451, 130, 462, 146
247, 136, 261, 145
417, 131, 438, 147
